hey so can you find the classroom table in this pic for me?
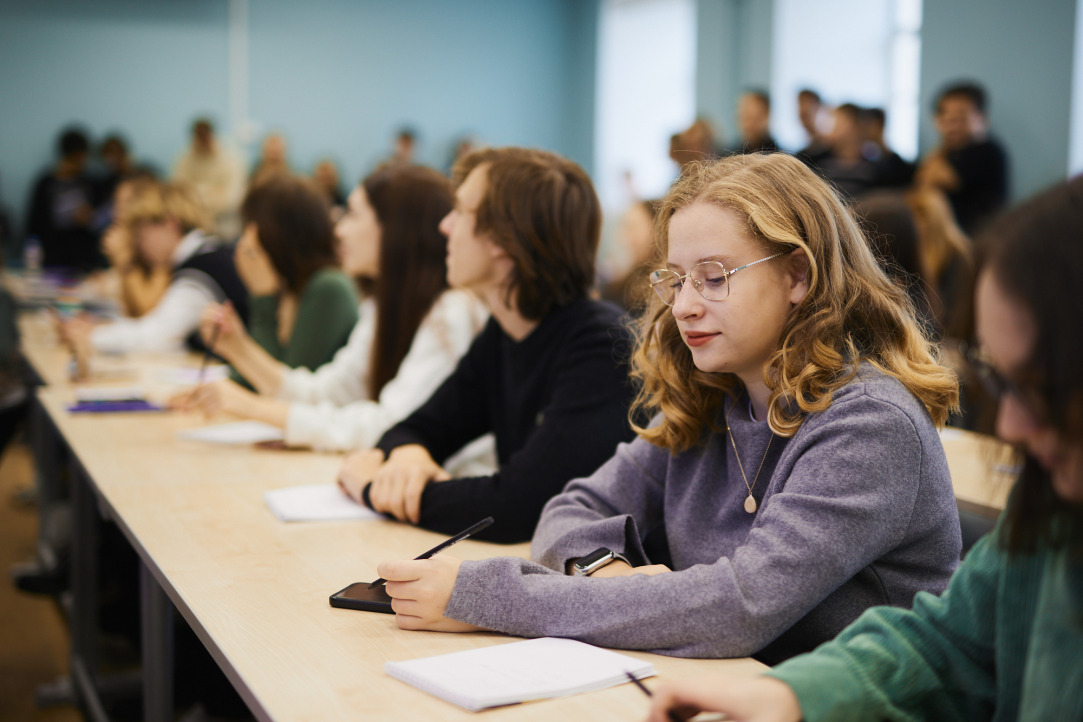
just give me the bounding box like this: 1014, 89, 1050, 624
17, 301, 1018, 721
939, 426, 1017, 518
19, 317, 767, 721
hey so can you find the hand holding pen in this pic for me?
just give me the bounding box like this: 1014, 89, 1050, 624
372, 518, 495, 634
197, 301, 243, 365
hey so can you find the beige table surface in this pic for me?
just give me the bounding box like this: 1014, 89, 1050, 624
940, 426, 1017, 518
35, 371, 765, 722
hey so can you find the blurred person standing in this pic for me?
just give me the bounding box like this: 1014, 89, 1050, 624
795, 89, 830, 162
735, 90, 779, 154
861, 108, 914, 188
173, 117, 245, 240
250, 132, 292, 187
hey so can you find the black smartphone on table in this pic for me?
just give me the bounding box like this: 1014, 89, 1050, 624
329, 582, 393, 613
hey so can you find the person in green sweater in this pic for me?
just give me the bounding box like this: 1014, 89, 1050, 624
646, 175, 1083, 721
230, 174, 357, 376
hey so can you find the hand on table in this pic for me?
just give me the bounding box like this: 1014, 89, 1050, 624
365, 444, 451, 524
646, 674, 802, 722
336, 448, 386, 504
168, 379, 258, 418
53, 312, 97, 381
377, 556, 485, 633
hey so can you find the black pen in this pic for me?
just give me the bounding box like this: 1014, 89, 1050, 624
368, 516, 494, 589
625, 671, 683, 722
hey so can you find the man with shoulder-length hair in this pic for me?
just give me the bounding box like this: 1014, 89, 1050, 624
337, 147, 637, 543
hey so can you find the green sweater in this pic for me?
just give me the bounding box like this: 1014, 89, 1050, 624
768, 522, 1083, 721
245, 268, 357, 373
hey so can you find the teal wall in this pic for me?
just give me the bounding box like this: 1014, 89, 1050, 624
919, 0, 1078, 201
0, 0, 597, 250
695, 0, 774, 149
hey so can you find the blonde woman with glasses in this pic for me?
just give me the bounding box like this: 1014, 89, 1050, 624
375, 152, 962, 664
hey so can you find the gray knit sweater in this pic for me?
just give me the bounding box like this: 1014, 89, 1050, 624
445, 365, 962, 663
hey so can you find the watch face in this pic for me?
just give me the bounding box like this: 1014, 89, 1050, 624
575, 547, 615, 575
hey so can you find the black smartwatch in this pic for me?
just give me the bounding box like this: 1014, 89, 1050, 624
572, 547, 629, 576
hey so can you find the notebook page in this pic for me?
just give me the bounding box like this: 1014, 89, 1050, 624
385, 637, 655, 711
264, 484, 383, 522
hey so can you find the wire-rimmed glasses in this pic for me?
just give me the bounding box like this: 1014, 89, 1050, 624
648, 252, 788, 306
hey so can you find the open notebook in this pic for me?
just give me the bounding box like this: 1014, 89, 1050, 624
385, 637, 655, 712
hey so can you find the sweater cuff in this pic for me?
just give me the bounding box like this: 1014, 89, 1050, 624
283, 403, 321, 449
533, 514, 647, 572
445, 557, 560, 630
765, 653, 872, 721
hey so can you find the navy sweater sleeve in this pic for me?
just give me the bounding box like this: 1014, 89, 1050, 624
374, 301, 637, 543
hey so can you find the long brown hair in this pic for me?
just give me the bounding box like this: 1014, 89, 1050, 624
361, 164, 453, 398
980, 176, 1083, 553
632, 153, 958, 452
241, 175, 337, 296
452, 147, 600, 321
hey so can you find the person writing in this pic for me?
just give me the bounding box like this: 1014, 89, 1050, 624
336, 147, 638, 543
175, 165, 489, 457
645, 174, 1083, 722
374, 153, 961, 662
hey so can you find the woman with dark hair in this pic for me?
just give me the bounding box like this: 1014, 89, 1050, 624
232, 174, 357, 374
177, 165, 489, 456
645, 176, 1083, 722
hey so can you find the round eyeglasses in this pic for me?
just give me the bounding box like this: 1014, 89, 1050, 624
648, 251, 788, 306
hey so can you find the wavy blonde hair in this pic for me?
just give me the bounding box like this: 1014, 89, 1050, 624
124, 180, 211, 239
631, 153, 958, 452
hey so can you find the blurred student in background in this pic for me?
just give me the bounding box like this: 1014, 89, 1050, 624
57, 180, 249, 358
99, 173, 171, 318
735, 90, 778, 154
249, 132, 292, 188
26, 126, 102, 270
173, 118, 245, 240
601, 199, 659, 315
916, 81, 1009, 235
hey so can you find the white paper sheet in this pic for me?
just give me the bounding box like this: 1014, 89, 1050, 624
176, 421, 284, 445
264, 484, 383, 522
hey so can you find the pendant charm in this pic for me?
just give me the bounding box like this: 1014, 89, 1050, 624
744, 494, 758, 514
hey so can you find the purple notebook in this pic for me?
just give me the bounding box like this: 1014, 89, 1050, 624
67, 400, 165, 413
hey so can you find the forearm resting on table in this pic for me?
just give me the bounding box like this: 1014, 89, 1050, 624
225, 337, 286, 395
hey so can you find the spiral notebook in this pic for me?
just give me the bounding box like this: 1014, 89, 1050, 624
384, 637, 655, 711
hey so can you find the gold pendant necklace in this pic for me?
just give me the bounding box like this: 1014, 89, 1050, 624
725, 400, 773, 514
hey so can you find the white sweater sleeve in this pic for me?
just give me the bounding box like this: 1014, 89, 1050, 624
90, 278, 215, 354
276, 298, 373, 406
283, 291, 488, 451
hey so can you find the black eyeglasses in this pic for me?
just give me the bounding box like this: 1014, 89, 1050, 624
959, 342, 1044, 419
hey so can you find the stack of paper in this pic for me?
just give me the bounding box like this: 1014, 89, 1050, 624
385, 637, 656, 711
264, 484, 382, 522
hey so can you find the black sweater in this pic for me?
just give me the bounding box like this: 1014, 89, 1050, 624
373, 299, 637, 543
